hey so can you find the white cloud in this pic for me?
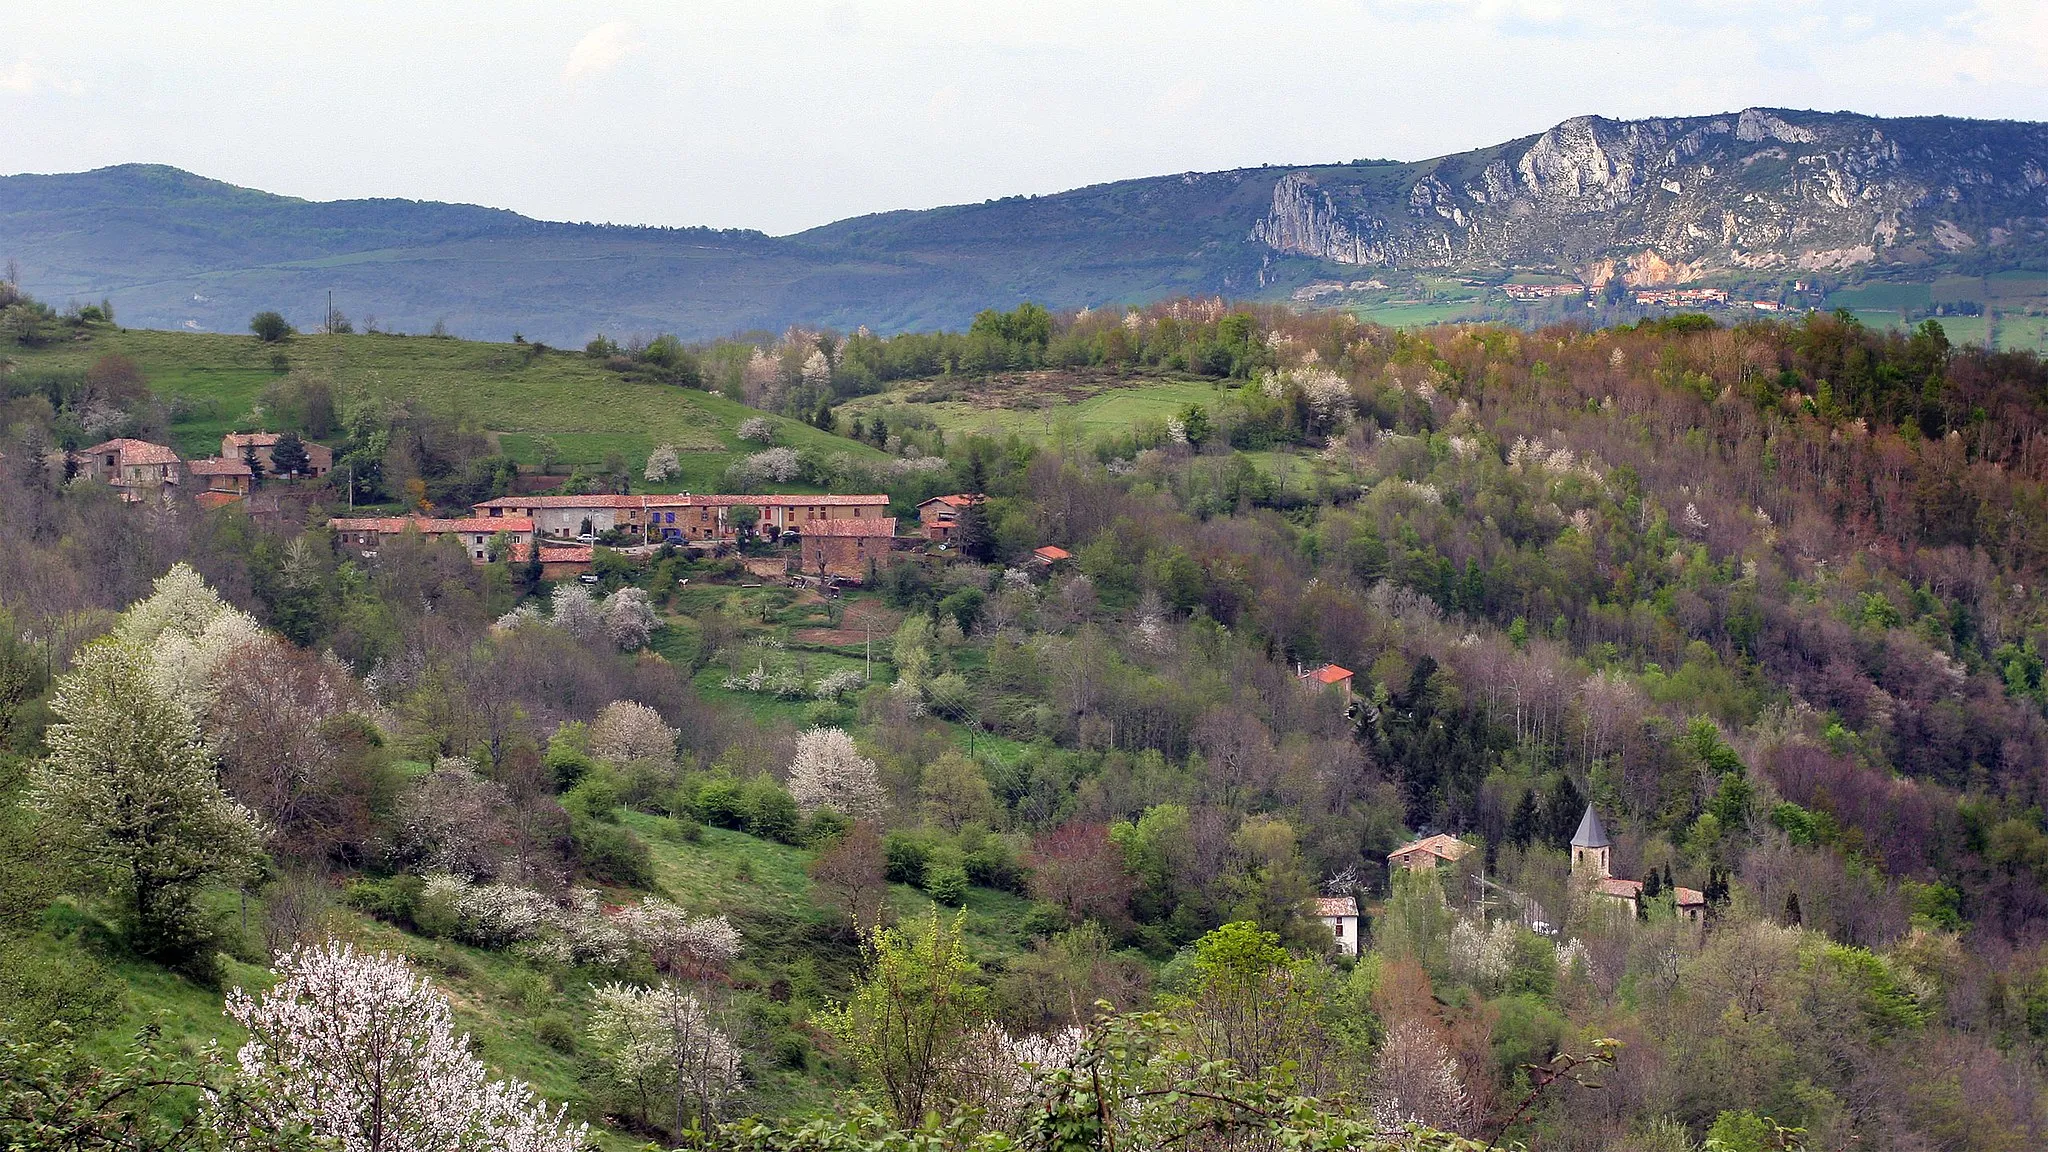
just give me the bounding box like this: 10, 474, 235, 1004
0, 54, 77, 94
562, 21, 639, 84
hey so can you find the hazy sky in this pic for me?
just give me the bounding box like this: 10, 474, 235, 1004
3, 2, 2044, 235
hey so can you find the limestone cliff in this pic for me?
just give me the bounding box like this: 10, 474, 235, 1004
1251, 109, 2048, 284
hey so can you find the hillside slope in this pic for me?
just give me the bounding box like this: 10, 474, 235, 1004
3, 109, 2046, 342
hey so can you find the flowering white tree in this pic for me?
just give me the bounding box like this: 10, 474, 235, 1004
786, 727, 885, 819
800, 348, 832, 395
740, 447, 803, 485
1371, 1020, 1474, 1136
600, 588, 658, 651
114, 562, 265, 718
30, 635, 265, 958
644, 444, 681, 483
587, 700, 678, 765
614, 897, 741, 979
549, 584, 604, 642
393, 759, 514, 880
226, 940, 585, 1152
586, 982, 743, 1135
735, 417, 775, 444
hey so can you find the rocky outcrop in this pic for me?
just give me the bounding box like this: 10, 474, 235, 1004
1254, 108, 2048, 283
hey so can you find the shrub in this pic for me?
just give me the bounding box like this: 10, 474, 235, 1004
564, 776, 621, 823
802, 809, 851, 847
691, 776, 748, 829
343, 875, 423, 928
249, 310, 292, 342
537, 1012, 578, 1054
965, 840, 1029, 893
883, 831, 933, 886
923, 863, 970, 907
741, 776, 802, 844
572, 818, 654, 888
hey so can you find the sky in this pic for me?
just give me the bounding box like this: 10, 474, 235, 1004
2, 1, 2045, 236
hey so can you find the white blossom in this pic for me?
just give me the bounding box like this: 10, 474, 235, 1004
814, 668, 867, 699
226, 940, 585, 1152
587, 982, 744, 1131
114, 563, 265, 719
1448, 917, 1516, 993
549, 584, 605, 641
493, 603, 545, 633
615, 898, 742, 977
1371, 1020, 1474, 1135
736, 417, 775, 444
644, 443, 682, 483
786, 726, 885, 818
589, 700, 678, 764
600, 588, 658, 650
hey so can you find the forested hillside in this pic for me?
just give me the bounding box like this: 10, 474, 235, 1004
6, 275, 2048, 1151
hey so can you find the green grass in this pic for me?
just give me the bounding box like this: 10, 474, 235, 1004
842, 377, 1231, 444
1348, 301, 1484, 327
7, 328, 888, 478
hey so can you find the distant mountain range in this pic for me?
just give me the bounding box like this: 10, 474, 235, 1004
4, 108, 2046, 343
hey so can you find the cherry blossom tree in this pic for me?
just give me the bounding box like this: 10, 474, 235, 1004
548, 584, 604, 642
226, 940, 585, 1152
586, 982, 743, 1135
643, 444, 681, 483
30, 635, 264, 958
599, 589, 658, 651
613, 897, 742, 980
114, 562, 265, 719
786, 727, 885, 819
587, 700, 678, 764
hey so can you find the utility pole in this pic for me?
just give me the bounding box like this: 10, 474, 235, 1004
328, 290, 333, 336
864, 613, 873, 684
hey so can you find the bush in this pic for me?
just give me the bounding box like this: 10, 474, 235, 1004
801, 808, 851, 847
572, 817, 653, 888
537, 1012, 578, 1054
690, 775, 748, 829
923, 863, 970, 906
563, 776, 621, 823
964, 840, 1029, 893
545, 742, 594, 790
883, 830, 934, 886
741, 776, 802, 844
343, 875, 424, 928
662, 813, 705, 844
773, 1032, 809, 1070
250, 310, 292, 342
1021, 902, 1069, 937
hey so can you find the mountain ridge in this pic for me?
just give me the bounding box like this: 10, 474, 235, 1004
4, 107, 2046, 342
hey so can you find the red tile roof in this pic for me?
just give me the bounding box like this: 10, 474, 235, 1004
1674, 886, 1706, 907
475, 495, 646, 509
1306, 663, 1354, 685
647, 493, 889, 508
223, 432, 281, 449
330, 515, 534, 535
1390, 834, 1475, 863
85, 438, 181, 466
1033, 545, 1072, 562
919, 494, 981, 509
792, 517, 898, 537
1597, 877, 1645, 900
187, 457, 252, 477
1314, 896, 1359, 918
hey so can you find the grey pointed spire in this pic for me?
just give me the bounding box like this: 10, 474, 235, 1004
1571, 804, 1609, 848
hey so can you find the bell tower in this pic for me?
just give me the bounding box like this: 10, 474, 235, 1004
1570, 804, 1611, 882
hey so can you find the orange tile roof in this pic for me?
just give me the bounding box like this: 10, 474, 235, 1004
793, 517, 897, 537
1307, 664, 1354, 685
919, 494, 981, 509
646, 493, 889, 508
1314, 896, 1359, 918
1673, 886, 1706, 906
475, 494, 646, 509
330, 515, 533, 535
1033, 545, 1071, 561
187, 457, 252, 476
1597, 877, 1644, 899
85, 438, 181, 466
1390, 833, 1474, 863
223, 432, 280, 449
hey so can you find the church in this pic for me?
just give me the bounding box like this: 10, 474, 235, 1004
1571, 805, 1706, 922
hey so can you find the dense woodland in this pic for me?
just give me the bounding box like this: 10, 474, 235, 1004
7, 274, 2048, 1151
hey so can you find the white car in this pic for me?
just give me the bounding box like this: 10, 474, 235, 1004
577, 533, 595, 544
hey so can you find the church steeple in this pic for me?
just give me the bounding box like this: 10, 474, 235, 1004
1571, 804, 1611, 881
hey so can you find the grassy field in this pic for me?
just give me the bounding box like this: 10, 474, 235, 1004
841, 376, 1232, 444
6, 328, 888, 477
